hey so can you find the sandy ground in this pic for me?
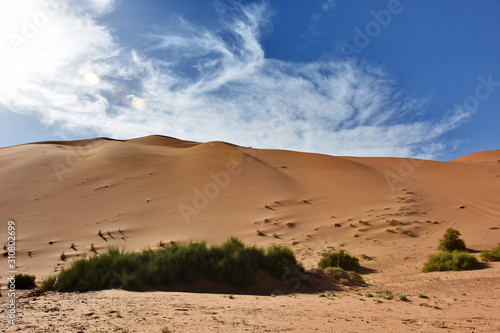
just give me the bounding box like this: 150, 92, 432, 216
2, 263, 499, 332
0, 135, 499, 331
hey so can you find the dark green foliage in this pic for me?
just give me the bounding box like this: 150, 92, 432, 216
438, 228, 466, 251
40, 237, 301, 292
14, 274, 36, 289
480, 244, 500, 262
263, 244, 301, 278
422, 250, 477, 272
318, 250, 360, 271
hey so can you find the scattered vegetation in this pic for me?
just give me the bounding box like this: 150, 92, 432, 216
60, 251, 67, 261
70, 243, 77, 251
422, 250, 477, 272
318, 250, 360, 271
438, 228, 466, 251
256, 229, 265, 236
98, 230, 106, 241
480, 244, 500, 262
375, 289, 395, 300
386, 219, 409, 226
396, 227, 417, 237
318, 290, 336, 298
14, 273, 36, 289
40, 237, 302, 292
419, 302, 441, 310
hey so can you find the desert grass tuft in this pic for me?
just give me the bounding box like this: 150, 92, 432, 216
14, 273, 36, 289
318, 250, 360, 271
422, 250, 477, 272
98, 230, 106, 241
40, 237, 302, 292
480, 244, 500, 262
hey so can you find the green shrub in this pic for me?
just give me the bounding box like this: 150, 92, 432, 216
318, 250, 360, 271
40, 275, 57, 291
264, 244, 301, 278
14, 274, 36, 289
40, 237, 301, 292
422, 251, 477, 272
480, 244, 500, 262
438, 228, 466, 251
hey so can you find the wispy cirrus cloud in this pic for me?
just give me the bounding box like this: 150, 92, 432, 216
321, 0, 337, 11
0, 0, 472, 158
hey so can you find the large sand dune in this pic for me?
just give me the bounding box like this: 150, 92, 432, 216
0, 135, 499, 332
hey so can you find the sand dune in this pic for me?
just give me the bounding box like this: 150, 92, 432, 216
0, 135, 499, 332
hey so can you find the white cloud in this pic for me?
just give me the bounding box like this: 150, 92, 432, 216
80, 0, 116, 16
321, 0, 336, 11
0, 1, 472, 158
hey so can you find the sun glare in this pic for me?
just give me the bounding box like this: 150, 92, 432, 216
130, 97, 147, 110
83, 72, 101, 85
0, 0, 60, 90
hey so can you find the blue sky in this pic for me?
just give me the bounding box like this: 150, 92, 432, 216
0, 0, 499, 160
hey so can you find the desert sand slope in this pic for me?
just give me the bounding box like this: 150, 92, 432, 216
0, 136, 499, 332
0, 136, 498, 277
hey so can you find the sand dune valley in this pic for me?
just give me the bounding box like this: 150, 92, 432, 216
0, 135, 499, 332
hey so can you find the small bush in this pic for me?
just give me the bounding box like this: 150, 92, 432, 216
323, 267, 364, 285
318, 250, 360, 271
481, 244, 500, 262
323, 267, 350, 280
422, 251, 477, 272
14, 274, 36, 289
438, 228, 466, 251
347, 271, 365, 284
